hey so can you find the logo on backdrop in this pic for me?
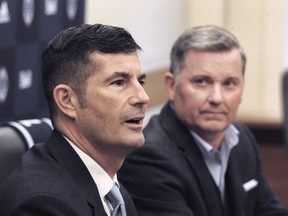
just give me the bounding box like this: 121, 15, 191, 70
22, 0, 35, 27
44, 0, 58, 16
66, 0, 78, 21
0, 67, 9, 103
0, 1, 10, 24
18, 69, 33, 90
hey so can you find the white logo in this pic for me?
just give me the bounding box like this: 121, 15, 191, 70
66, 0, 78, 21
19, 119, 42, 127
0, 67, 9, 103
19, 69, 33, 90
22, 0, 35, 27
0, 1, 10, 24
44, 0, 58, 16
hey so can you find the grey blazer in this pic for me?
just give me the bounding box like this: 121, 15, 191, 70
0, 130, 137, 216
119, 102, 288, 216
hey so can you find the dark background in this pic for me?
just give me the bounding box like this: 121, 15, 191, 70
0, 0, 85, 123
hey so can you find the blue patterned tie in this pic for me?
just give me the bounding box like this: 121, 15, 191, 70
106, 183, 127, 216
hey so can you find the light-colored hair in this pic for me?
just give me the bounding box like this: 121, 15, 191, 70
170, 25, 246, 75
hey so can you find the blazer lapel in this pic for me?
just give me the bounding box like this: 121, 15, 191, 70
225, 141, 249, 216
120, 184, 138, 216
159, 103, 224, 216
183, 144, 224, 216
45, 130, 107, 216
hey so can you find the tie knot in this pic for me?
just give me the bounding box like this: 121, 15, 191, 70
106, 183, 124, 205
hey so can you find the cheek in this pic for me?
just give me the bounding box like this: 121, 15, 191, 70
227, 92, 242, 112
88, 91, 117, 112
174, 87, 201, 113
233, 90, 243, 103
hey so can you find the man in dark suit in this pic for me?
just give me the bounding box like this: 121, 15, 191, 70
0, 23, 149, 215
118, 25, 288, 215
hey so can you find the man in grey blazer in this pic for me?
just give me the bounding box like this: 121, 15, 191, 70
118, 25, 288, 215
0, 23, 149, 215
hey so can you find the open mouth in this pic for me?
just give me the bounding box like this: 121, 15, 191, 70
125, 118, 142, 124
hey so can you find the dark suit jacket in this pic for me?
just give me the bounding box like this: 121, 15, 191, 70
119, 102, 288, 216
0, 130, 137, 216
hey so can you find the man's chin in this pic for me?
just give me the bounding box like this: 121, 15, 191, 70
199, 121, 228, 133
125, 136, 145, 149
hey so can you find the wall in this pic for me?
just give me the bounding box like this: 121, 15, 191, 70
285, 0, 288, 69
85, 0, 189, 73
85, 0, 287, 125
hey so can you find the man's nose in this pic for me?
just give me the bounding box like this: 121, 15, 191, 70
130, 82, 150, 106
208, 85, 223, 104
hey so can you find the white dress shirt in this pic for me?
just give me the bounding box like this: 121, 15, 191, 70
64, 136, 117, 216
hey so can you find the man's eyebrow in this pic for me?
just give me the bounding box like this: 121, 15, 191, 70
105, 71, 147, 82
105, 71, 130, 82
138, 73, 147, 80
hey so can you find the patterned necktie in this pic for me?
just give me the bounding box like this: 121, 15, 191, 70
106, 183, 127, 216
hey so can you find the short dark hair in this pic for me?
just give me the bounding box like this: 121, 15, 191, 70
170, 25, 246, 75
42, 23, 141, 122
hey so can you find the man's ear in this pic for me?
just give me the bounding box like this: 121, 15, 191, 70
53, 84, 78, 119
164, 72, 176, 101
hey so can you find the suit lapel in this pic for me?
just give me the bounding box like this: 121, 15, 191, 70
184, 145, 224, 215
120, 184, 138, 216
159, 103, 224, 216
45, 130, 107, 216
225, 138, 249, 216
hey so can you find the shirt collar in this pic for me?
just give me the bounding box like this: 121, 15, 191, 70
224, 124, 239, 149
63, 136, 117, 202
191, 124, 239, 154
